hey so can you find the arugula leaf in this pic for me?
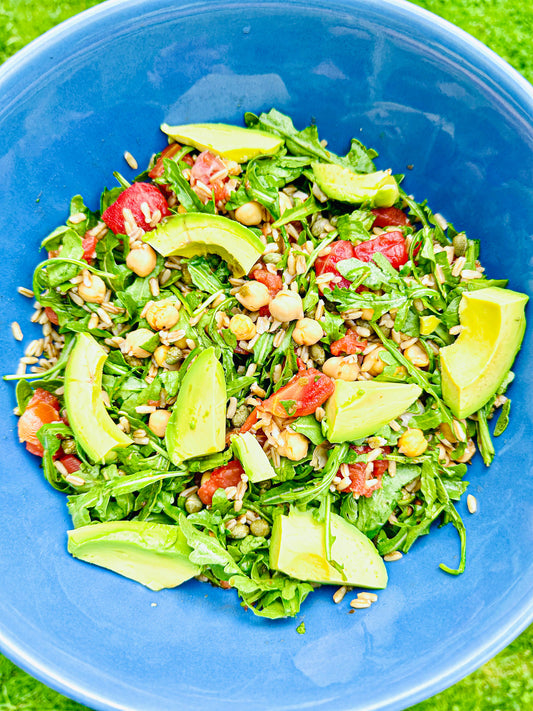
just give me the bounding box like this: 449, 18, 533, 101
157, 158, 215, 213
272, 195, 322, 228
494, 399, 511, 436
291, 415, 325, 445
336, 209, 374, 242
356, 464, 421, 538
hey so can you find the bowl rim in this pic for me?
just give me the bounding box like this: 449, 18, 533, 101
0, 1, 532, 710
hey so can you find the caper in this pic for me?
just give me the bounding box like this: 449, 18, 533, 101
229, 523, 249, 539
250, 518, 270, 537
231, 404, 250, 429
124, 354, 144, 368
453, 232, 468, 257
311, 216, 331, 237
165, 346, 183, 365
61, 438, 77, 454
181, 266, 192, 284
185, 493, 203, 514
309, 343, 326, 366
263, 252, 282, 265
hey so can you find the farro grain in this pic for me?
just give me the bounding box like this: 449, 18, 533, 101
11, 322, 23, 341
467, 494, 477, 514
124, 151, 138, 169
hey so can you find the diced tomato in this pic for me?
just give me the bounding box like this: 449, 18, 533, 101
239, 407, 259, 434
371, 207, 411, 227
190, 150, 232, 205
102, 182, 170, 235
149, 143, 182, 179
44, 307, 59, 326
353, 231, 408, 270
296, 357, 306, 371
258, 304, 271, 317
197, 460, 244, 505
81, 232, 98, 263
252, 269, 283, 296
343, 446, 390, 498
262, 368, 334, 418
315, 240, 355, 290
60, 455, 82, 473
330, 332, 367, 356
28, 388, 61, 411
18, 401, 61, 457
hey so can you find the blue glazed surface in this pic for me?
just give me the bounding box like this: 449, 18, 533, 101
0, 1, 532, 710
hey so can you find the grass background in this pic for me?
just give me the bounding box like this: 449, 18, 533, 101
0, 0, 532, 709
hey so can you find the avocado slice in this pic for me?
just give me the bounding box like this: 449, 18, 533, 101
160, 123, 284, 162
64, 333, 132, 463
145, 213, 264, 278
231, 431, 276, 483
270, 509, 387, 588
312, 163, 399, 207
440, 286, 528, 418
323, 380, 422, 443
165, 347, 226, 464
68, 521, 200, 590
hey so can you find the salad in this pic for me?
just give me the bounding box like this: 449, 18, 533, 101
8, 109, 527, 619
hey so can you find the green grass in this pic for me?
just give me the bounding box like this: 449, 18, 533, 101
0, 1, 532, 710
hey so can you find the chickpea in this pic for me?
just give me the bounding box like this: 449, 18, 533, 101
278, 191, 293, 215
229, 314, 256, 340
126, 244, 157, 277
292, 318, 324, 346
269, 290, 304, 322
236, 281, 271, 311
322, 355, 360, 381
145, 299, 180, 331
123, 328, 154, 358
148, 409, 172, 437
361, 346, 386, 376
404, 343, 429, 368
153, 345, 169, 367
398, 428, 428, 457
276, 430, 309, 461
78, 273, 106, 304
234, 201, 263, 226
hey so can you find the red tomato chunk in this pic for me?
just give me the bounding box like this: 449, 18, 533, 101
371, 207, 410, 227
343, 446, 390, 498
102, 183, 170, 234
197, 461, 244, 505
353, 231, 408, 269
252, 269, 283, 296
262, 368, 334, 418
330, 332, 367, 356
18, 389, 61, 457
315, 240, 354, 289
60, 455, 82, 473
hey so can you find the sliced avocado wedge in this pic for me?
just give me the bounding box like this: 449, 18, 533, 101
231, 431, 276, 483
270, 509, 387, 588
160, 122, 284, 162
145, 212, 264, 278
165, 347, 226, 464
312, 162, 399, 207
440, 286, 528, 418
68, 521, 200, 590
323, 380, 422, 443
65, 333, 132, 463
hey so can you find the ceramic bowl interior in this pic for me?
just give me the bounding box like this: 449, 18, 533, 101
0, 1, 532, 711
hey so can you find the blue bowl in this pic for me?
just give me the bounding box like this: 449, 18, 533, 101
0, 1, 532, 710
